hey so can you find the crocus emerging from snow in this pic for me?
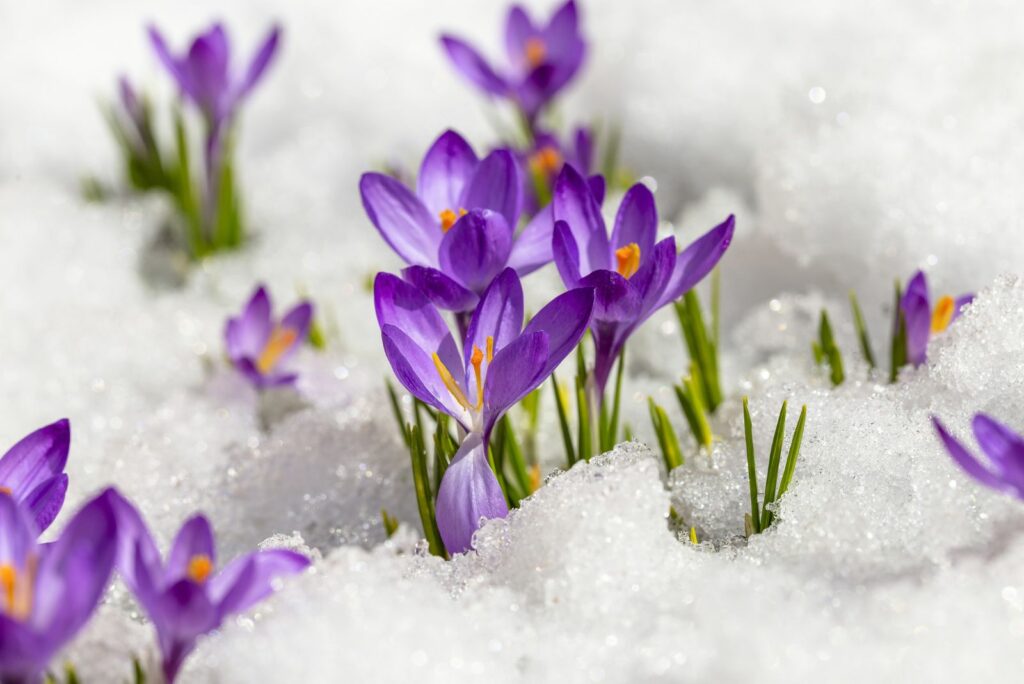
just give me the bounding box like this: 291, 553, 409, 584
900, 270, 973, 367
0, 489, 119, 683
109, 492, 310, 683
225, 285, 313, 389
933, 413, 1024, 499
0, 419, 71, 534
551, 165, 735, 397
375, 267, 594, 553
441, 1, 585, 123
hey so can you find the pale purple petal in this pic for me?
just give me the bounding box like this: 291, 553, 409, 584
633, 236, 678, 319
418, 130, 479, 217
435, 434, 509, 554
210, 549, 309, 618
359, 173, 440, 266
440, 35, 509, 96
165, 515, 216, 584
504, 5, 537, 70
507, 204, 554, 276
482, 331, 549, 433
237, 25, 281, 99
901, 270, 931, 367
155, 579, 220, 683
374, 273, 460, 355
148, 26, 186, 88
464, 269, 524, 368
402, 266, 479, 313
0, 495, 35, 567
522, 287, 595, 377
460, 149, 522, 229
933, 417, 1010, 494
270, 300, 313, 367
952, 294, 975, 323
0, 418, 70, 500
657, 214, 735, 309
226, 285, 272, 360
610, 183, 657, 259
553, 165, 610, 274
438, 210, 513, 294
972, 414, 1024, 488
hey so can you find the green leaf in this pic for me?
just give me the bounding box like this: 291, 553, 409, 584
381, 509, 399, 538
849, 290, 877, 369
742, 397, 761, 535
384, 380, 409, 448
889, 279, 908, 383
576, 375, 592, 463
133, 656, 147, 684
551, 372, 576, 468
648, 397, 683, 471
759, 401, 788, 530
408, 425, 446, 558
778, 405, 807, 498
818, 310, 845, 386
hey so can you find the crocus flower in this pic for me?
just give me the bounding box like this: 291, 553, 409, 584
225, 285, 313, 389
441, 1, 585, 122
551, 165, 735, 397
521, 125, 594, 213
933, 413, 1024, 499
148, 22, 281, 132
0, 419, 70, 534
900, 270, 974, 367
109, 492, 310, 683
0, 489, 119, 683
360, 129, 526, 314
375, 267, 594, 553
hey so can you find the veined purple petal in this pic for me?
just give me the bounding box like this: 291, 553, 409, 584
402, 266, 479, 313
440, 35, 509, 96
360, 173, 440, 266
901, 270, 931, 367
932, 417, 1010, 494
0, 418, 70, 501
522, 287, 595, 377
610, 183, 657, 260
578, 270, 642, 323
226, 285, 272, 360
238, 24, 281, 99
460, 149, 521, 229
504, 5, 537, 70
418, 130, 479, 217
553, 165, 610, 274
22, 474, 68, 534
382, 325, 470, 428
972, 414, 1024, 488
482, 331, 549, 434
374, 272, 457, 352
438, 210, 513, 294
435, 434, 509, 554
658, 214, 735, 309
552, 219, 583, 287
165, 515, 216, 585
633, 236, 678, 319
209, 549, 309, 618
464, 269, 524, 368
507, 204, 554, 276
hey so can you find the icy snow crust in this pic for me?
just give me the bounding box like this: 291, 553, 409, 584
3, 0, 1024, 680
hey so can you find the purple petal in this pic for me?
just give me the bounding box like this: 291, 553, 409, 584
952, 294, 975, 323
578, 270, 642, 323
402, 266, 479, 313
588, 175, 606, 205
572, 127, 594, 175
544, 0, 581, 55
0, 495, 35, 568
552, 219, 583, 288
382, 325, 470, 428
658, 214, 735, 309
238, 24, 281, 99
633, 236, 679, 319
183, 24, 231, 117
932, 417, 1010, 494
226, 285, 272, 360
610, 183, 657, 260
553, 165, 610, 274
440, 35, 509, 96
0, 615, 42, 681
507, 204, 554, 277
417, 130, 479, 217
374, 273, 459, 353
147, 25, 186, 88
0, 418, 70, 500
435, 434, 509, 554
359, 173, 440, 266
901, 270, 931, 367
271, 300, 314, 367
504, 5, 537, 69
209, 549, 309, 618
438, 210, 513, 294
155, 579, 220, 683
464, 269, 524, 368
23, 474, 68, 534
590, 320, 626, 398
482, 331, 550, 433
460, 149, 522, 229
972, 414, 1024, 489
522, 287, 595, 377
165, 515, 216, 585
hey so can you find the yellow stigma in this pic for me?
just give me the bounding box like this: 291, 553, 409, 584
486, 336, 494, 363
525, 37, 547, 68
615, 243, 641, 279
257, 326, 299, 375
187, 555, 213, 584
931, 295, 955, 334
529, 146, 563, 176
439, 208, 468, 233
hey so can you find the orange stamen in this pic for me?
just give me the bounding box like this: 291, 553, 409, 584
931, 295, 956, 334
187, 555, 213, 584
471, 344, 485, 410
615, 243, 641, 279
486, 336, 494, 363
529, 146, 563, 176
257, 326, 299, 374
529, 464, 542, 493
439, 208, 468, 233
433, 353, 473, 411
0, 565, 14, 614
525, 37, 547, 68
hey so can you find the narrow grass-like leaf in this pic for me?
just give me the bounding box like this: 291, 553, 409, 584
499, 415, 531, 503
576, 375, 592, 463
133, 657, 147, 684
384, 380, 409, 448
605, 347, 626, 450
818, 310, 845, 386
689, 526, 699, 545
648, 397, 683, 471
889, 280, 907, 383
778, 405, 807, 498
552, 373, 576, 468
759, 401, 788, 530
742, 397, 761, 535
381, 509, 399, 538
172, 110, 203, 258
849, 290, 876, 369
408, 425, 445, 557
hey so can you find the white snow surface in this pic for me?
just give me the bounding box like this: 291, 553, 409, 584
3, 0, 1024, 681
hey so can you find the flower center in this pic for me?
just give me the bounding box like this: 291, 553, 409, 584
525, 37, 547, 68
439, 208, 468, 233
187, 554, 213, 584
615, 243, 641, 279
0, 486, 10, 496
0, 557, 34, 621
432, 336, 494, 413
257, 326, 299, 374
529, 146, 563, 176
931, 295, 956, 334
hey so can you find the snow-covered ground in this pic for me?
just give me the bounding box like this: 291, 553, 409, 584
3, 0, 1024, 680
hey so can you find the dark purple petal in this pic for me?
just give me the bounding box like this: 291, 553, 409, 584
482, 332, 550, 434
359, 173, 440, 266
553, 165, 610, 274
901, 270, 931, 367
657, 214, 735, 309
382, 325, 470, 428
578, 270, 642, 323
438, 210, 513, 294
522, 287, 595, 377
183, 24, 231, 118
0, 418, 70, 500
440, 35, 509, 96
932, 417, 1010, 494
165, 515, 216, 585
402, 266, 479, 313
464, 269, 524, 368
435, 434, 509, 554
22, 474, 68, 534
587, 175, 606, 205
0, 614, 43, 682
417, 130, 479, 217
572, 127, 593, 174
972, 414, 1024, 488
633, 236, 678, 319
552, 219, 583, 288
507, 204, 554, 276
209, 549, 309, 618
238, 24, 281, 99
610, 183, 657, 260
590, 319, 626, 398
460, 149, 522, 229
156, 579, 220, 683
226, 285, 272, 360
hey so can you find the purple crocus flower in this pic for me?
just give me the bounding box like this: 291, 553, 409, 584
900, 270, 974, 367
375, 267, 594, 553
551, 165, 735, 397
441, 1, 585, 122
520, 125, 594, 214
360, 129, 527, 315
224, 285, 313, 389
148, 22, 281, 131
109, 492, 310, 683
0, 419, 70, 535
0, 489, 118, 683
933, 414, 1024, 499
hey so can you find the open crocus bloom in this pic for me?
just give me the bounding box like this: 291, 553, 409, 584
225, 285, 313, 389
375, 268, 594, 553
440, 1, 585, 122
0, 419, 71, 534
360, 129, 525, 314
109, 492, 310, 683
0, 490, 118, 684
933, 414, 1024, 499
148, 22, 281, 131
900, 270, 974, 367
551, 165, 735, 396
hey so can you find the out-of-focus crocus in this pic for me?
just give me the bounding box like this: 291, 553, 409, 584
441, 1, 585, 123
375, 268, 594, 553
0, 489, 119, 683
521, 126, 593, 213
360, 129, 528, 315
933, 414, 1024, 499
551, 165, 734, 397
109, 492, 310, 683
225, 285, 313, 389
0, 419, 71, 535
148, 22, 281, 133
900, 270, 973, 367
